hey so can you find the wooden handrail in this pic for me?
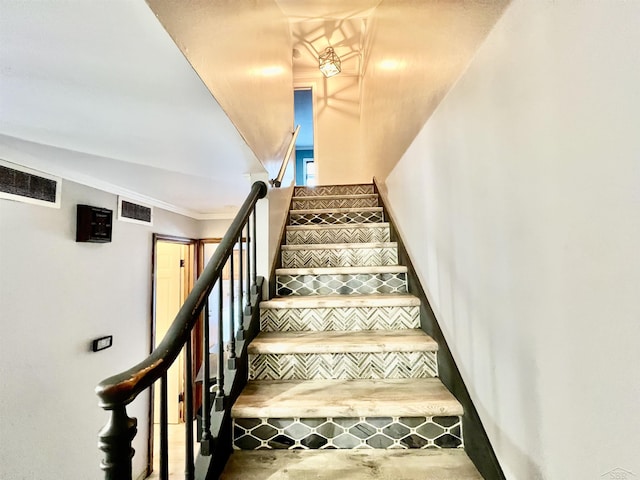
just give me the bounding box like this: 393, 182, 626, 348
270, 125, 300, 188
95, 181, 267, 480
96, 181, 267, 407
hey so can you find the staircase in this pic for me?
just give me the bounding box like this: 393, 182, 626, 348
220, 184, 482, 479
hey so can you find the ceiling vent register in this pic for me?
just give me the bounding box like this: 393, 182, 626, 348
118, 197, 153, 225
0, 161, 61, 208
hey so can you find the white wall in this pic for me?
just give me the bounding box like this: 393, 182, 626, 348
268, 184, 295, 276
312, 76, 365, 185
361, 0, 508, 180
0, 180, 200, 480
199, 218, 233, 240
384, 1, 640, 479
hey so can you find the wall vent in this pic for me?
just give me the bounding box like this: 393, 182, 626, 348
118, 197, 153, 225
0, 160, 61, 208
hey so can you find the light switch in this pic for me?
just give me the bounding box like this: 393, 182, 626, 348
92, 335, 113, 352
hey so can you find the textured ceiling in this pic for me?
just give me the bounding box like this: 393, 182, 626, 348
277, 0, 382, 79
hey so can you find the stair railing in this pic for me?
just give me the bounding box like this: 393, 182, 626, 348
269, 124, 300, 188
95, 181, 268, 480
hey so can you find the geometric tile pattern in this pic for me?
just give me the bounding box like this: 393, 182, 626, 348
293, 185, 375, 197
286, 225, 390, 245
281, 246, 398, 268
276, 272, 407, 296
289, 210, 384, 226
249, 351, 438, 380
233, 183, 468, 457
292, 196, 379, 210
233, 416, 463, 450
260, 306, 420, 332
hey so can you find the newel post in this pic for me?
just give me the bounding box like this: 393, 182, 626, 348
98, 405, 137, 480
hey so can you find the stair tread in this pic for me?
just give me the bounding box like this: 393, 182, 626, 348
282, 242, 396, 251
290, 206, 383, 214
232, 378, 463, 418
249, 330, 437, 354
287, 222, 390, 231
221, 449, 482, 480
292, 194, 378, 200
260, 293, 420, 309
276, 265, 407, 275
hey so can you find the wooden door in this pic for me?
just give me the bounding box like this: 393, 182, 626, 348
154, 241, 187, 424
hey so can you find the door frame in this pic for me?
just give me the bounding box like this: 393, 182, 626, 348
147, 233, 199, 477
293, 83, 317, 186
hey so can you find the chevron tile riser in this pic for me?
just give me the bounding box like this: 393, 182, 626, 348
260, 306, 420, 332
233, 416, 463, 450
289, 211, 384, 226
276, 273, 407, 296
294, 185, 375, 197
282, 248, 398, 268
292, 198, 379, 210
286, 227, 390, 245
249, 352, 438, 380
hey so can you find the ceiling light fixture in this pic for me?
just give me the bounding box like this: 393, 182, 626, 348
319, 47, 341, 78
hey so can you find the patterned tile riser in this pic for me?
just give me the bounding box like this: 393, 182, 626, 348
289, 211, 384, 226
260, 306, 420, 332
233, 416, 463, 450
291, 197, 379, 210
249, 351, 438, 380
276, 273, 407, 296
281, 247, 398, 268
293, 185, 375, 197
286, 227, 390, 245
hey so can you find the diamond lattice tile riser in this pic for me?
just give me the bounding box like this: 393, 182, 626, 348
249, 351, 438, 380
260, 306, 420, 332
282, 247, 398, 268
292, 197, 379, 210
289, 210, 384, 226
294, 185, 375, 197
233, 416, 463, 450
276, 273, 407, 296
286, 226, 390, 245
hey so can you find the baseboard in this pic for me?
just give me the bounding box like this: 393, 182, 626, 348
373, 178, 505, 480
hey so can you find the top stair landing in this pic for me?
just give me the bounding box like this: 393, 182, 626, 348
293, 184, 375, 197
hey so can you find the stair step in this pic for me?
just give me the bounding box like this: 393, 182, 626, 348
261, 293, 420, 309
221, 449, 483, 480
249, 330, 437, 354
276, 266, 408, 296
281, 242, 398, 268
293, 184, 375, 197
232, 379, 463, 450
289, 207, 384, 226
286, 223, 391, 244
248, 331, 438, 380
232, 378, 463, 418
260, 294, 421, 332
291, 194, 379, 210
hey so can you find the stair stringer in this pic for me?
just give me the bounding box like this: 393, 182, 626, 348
373, 178, 506, 480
